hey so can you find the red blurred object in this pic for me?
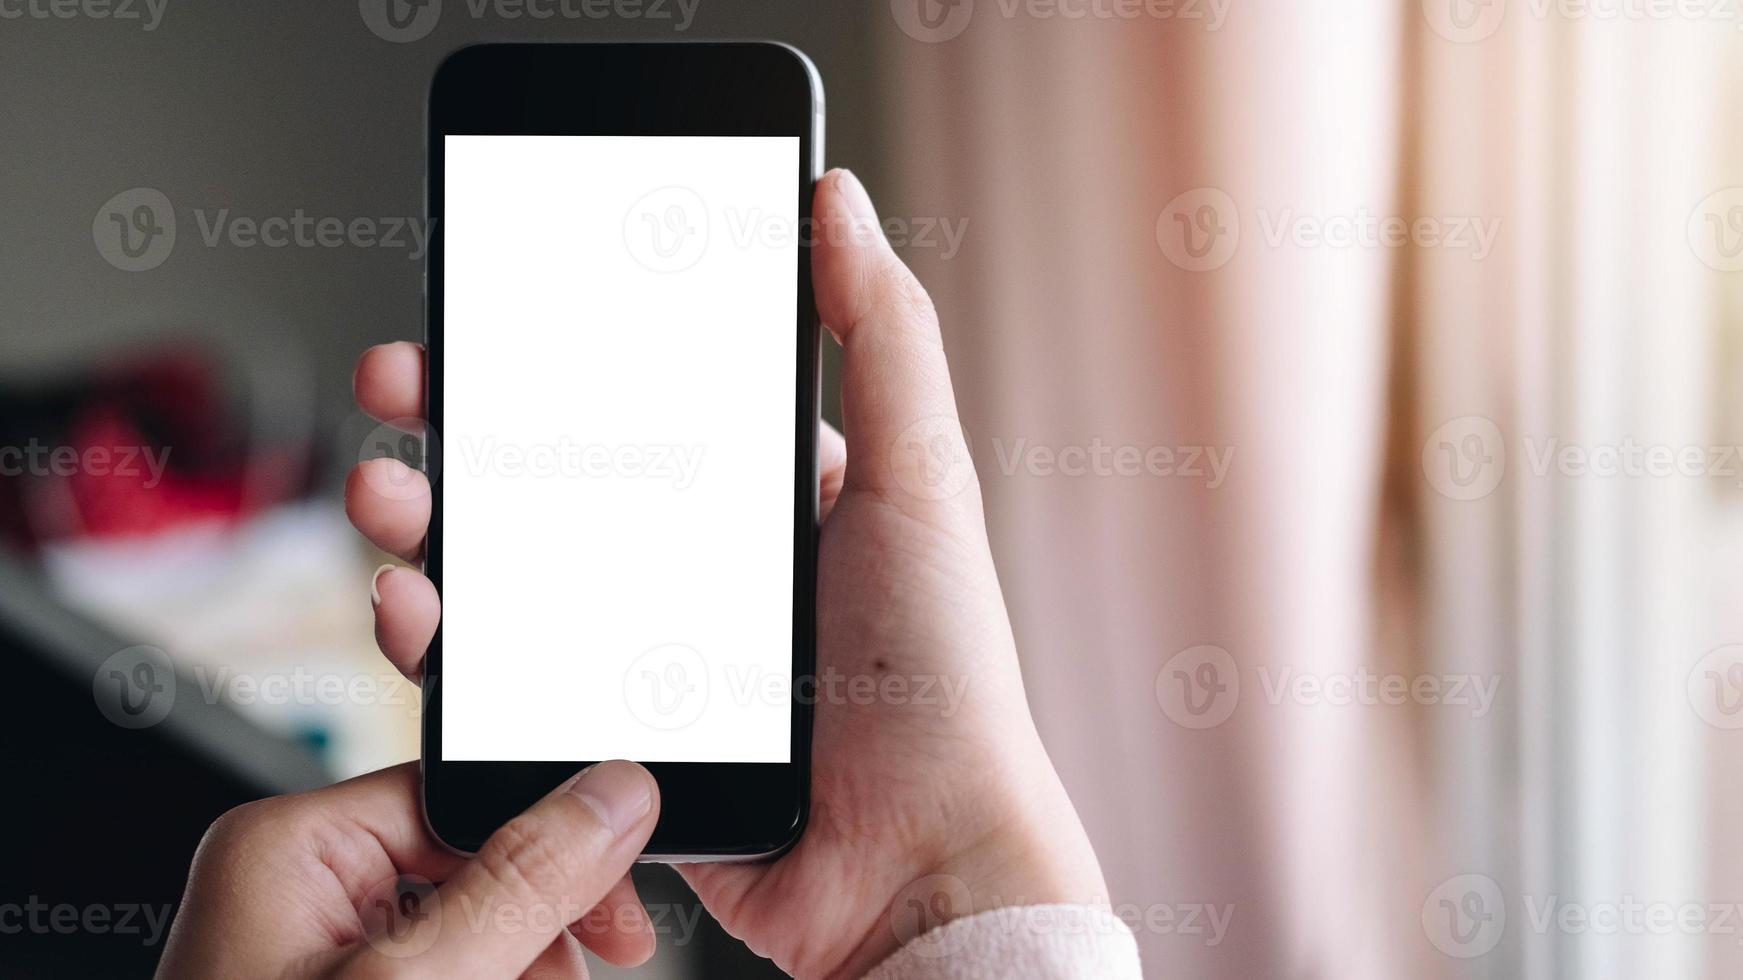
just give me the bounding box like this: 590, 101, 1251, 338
0, 350, 301, 548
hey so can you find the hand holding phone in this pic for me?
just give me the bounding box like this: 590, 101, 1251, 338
354, 166, 1110, 979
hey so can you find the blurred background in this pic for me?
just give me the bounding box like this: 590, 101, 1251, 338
5, 0, 1743, 977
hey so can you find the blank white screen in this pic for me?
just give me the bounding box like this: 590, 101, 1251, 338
442, 135, 797, 763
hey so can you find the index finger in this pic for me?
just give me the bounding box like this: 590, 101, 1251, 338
354, 341, 425, 423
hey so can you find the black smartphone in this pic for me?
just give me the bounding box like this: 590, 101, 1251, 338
422, 42, 823, 860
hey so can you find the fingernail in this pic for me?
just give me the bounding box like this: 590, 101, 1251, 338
568, 761, 654, 835
370, 563, 395, 606
834, 169, 880, 226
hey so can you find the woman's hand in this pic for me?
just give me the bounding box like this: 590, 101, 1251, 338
347, 169, 1108, 980
156, 761, 660, 978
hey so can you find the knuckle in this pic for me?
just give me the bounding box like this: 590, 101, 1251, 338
194, 796, 306, 871
203, 798, 277, 851
874, 258, 940, 334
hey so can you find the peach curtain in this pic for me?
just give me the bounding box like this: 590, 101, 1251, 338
883, 2, 1742, 977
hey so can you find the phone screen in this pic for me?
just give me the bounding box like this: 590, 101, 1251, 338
440, 135, 799, 764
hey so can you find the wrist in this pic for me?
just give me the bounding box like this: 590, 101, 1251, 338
826, 765, 1108, 980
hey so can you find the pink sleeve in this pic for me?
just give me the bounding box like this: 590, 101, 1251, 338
859, 904, 1143, 980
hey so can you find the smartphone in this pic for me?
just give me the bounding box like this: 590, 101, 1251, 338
422, 42, 823, 860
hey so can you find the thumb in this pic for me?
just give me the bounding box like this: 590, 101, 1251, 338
813, 169, 978, 508
347, 761, 659, 979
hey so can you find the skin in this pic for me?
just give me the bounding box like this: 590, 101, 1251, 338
160, 170, 1108, 979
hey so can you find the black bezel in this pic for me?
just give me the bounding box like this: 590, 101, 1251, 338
422, 42, 821, 859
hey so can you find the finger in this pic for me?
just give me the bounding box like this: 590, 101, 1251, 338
819, 420, 846, 521
566, 873, 655, 967
346, 458, 431, 561
355, 342, 426, 423
348, 761, 658, 978
812, 169, 973, 505
371, 564, 440, 682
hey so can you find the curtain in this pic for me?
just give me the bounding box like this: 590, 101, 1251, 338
883, 3, 1742, 976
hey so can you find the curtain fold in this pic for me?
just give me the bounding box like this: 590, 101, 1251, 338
884, 3, 1743, 977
